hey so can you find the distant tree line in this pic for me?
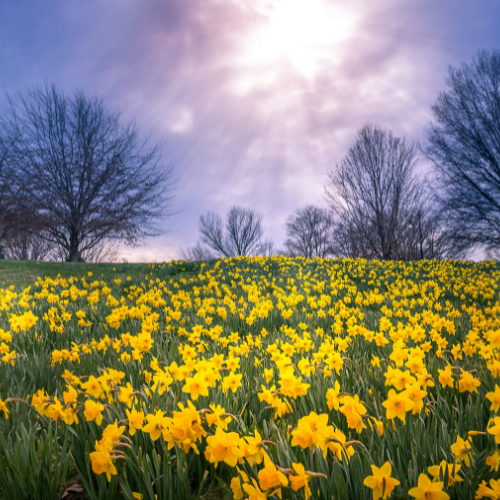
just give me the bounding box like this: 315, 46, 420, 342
185, 49, 500, 262
0, 83, 174, 261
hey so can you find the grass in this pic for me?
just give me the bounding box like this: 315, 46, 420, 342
0, 260, 150, 290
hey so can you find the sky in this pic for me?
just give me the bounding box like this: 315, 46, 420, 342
1, 0, 500, 261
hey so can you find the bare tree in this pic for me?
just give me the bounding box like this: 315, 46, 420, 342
199, 206, 272, 257
284, 205, 335, 258
326, 124, 459, 261
0, 135, 10, 257
47, 239, 120, 263
0, 132, 32, 254
259, 239, 275, 257
81, 241, 120, 263
2, 83, 174, 262
2, 231, 53, 261
392, 191, 468, 260
199, 211, 227, 256
180, 242, 216, 261
424, 49, 500, 255
326, 125, 420, 260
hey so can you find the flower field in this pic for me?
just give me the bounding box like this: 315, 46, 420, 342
1, 257, 500, 500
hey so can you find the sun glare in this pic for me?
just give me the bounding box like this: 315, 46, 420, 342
240, 0, 357, 80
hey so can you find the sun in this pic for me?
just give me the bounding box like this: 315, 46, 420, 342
240, 0, 357, 79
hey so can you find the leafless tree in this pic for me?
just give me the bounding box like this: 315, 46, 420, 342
2, 228, 121, 262
259, 239, 275, 257
0, 135, 10, 257
2, 83, 175, 262
81, 241, 120, 263
424, 49, 500, 255
180, 242, 216, 261
2, 231, 53, 261
326, 124, 461, 261
326, 125, 420, 260
392, 191, 468, 260
284, 205, 335, 258
0, 132, 32, 255
199, 206, 272, 257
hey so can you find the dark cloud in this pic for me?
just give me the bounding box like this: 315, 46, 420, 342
1, 0, 499, 260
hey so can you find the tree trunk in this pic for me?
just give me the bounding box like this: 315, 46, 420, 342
68, 229, 82, 262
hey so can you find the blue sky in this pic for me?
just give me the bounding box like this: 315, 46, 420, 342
1, 0, 499, 261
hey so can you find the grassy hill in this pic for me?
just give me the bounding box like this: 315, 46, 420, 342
0, 257, 499, 499
0, 261, 153, 289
